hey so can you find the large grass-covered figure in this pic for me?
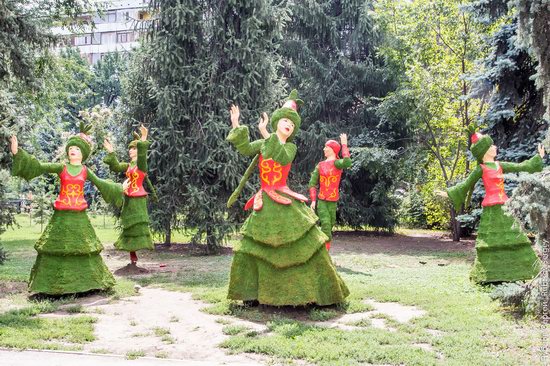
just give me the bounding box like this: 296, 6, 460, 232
103, 125, 154, 266
226, 90, 349, 306
446, 132, 544, 283
9, 125, 123, 295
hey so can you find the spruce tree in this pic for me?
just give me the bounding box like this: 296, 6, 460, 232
123, 0, 285, 250
0, 1, 92, 257
281, 0, 402, 230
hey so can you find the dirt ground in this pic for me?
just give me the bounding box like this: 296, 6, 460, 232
5, 231, 476, 364
331, 230, 475, 255
101, 230, 476, 276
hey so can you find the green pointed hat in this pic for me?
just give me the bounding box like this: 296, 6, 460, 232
66, 122, 93, 161
470, 132, 494, 162
270, 89, 304, 140
128, 131, 140, 148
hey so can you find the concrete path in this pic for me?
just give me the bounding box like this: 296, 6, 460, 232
0, 349, 260, 366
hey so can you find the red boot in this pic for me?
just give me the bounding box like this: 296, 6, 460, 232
130, 251, 138, 264
325, 241, 331, 251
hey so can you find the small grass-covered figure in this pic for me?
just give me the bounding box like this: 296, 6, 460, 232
103, 125, 154, 268
226, 90, 349, 306
446, 132, 545, 283
308, 134, 351, 251
9, 124, 123, 295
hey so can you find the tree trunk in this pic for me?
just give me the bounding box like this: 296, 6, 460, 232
450, 207, 461, 242
206, 226, 217, 255
164, 222, 171, 246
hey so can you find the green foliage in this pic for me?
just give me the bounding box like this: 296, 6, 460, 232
471, 16, 547, 165
221, 324, 250, 336
30, 179, 54, 232
456, 208, 482, 236
489, 282, 528, 309
505, 168, 550, 317
398, 189, 428, 229
0, 246, 7, 265
91, 52, 128, 106
308, 308, 338, 321
516, 0, 550, 119
282, 0, 401, 230
123, 0, 287, 249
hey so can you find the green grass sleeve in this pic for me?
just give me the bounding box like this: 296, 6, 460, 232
335, 157, 352, 170
103, 152, 129, 173
500, 155, 544, 174
226, 126, 263, 157
262, 134, 296, 165
87, 168, 124, 208
447, 165, 482, 211
308, 165, 320, 188
136, 140, 150, 172
11, 149, 63, 181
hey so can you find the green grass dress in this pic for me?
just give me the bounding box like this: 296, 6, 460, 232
103, 141, 153, 252
12, 149, 122, 295
227, 126, 349, 306
447, 155, 543, 283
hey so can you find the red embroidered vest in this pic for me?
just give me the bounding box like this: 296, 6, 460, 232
54, 165, 88, 211
480, 163, 508, 207
125, 165, 148, 197
244, 155, 307, 211
318, 160, 343, 201
259, 155, 290, 189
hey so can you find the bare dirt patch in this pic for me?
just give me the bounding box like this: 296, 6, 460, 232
0, 281, 27, 298
81, 287, 266, 364
331, 230, 475, 256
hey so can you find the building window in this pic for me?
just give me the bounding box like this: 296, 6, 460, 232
75, 34, 91, 46
117, 32, 134, 43
74, 33, 101, 46
94, 11, 117, 24
92, 33, 101, 45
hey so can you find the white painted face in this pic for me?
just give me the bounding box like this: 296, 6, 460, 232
68, 145, 83, 163
484, 144, 497, 160
276, 118, 295, 139
129, 147, 137, 161
323, 145, 336, 159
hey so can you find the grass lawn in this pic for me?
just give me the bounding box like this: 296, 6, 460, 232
0, 215, 545, 365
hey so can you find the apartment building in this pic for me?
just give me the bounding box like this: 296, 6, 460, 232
53, 0, 150, 64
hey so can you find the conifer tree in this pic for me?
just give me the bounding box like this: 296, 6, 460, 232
123, 0, 286, 250
281, 0, 402, 230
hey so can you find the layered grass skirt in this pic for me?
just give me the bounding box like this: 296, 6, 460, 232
228, 193, 349, 306
471, 205, 541, 284
29, 210, 115, 295
114, 196, 153, 252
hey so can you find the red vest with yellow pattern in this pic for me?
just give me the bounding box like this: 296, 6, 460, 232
125, 165, 148, 197
317, 160, 343, 202
54, 165, 88, 211
244, 155, 307, 211
480, 163, 508, 207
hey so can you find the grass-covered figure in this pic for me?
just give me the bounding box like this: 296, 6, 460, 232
9, 125, 123, 295
226, 90, 349, 306
103, 125, 154, 267
446, 132, 545, 283
308, 134, 351, 251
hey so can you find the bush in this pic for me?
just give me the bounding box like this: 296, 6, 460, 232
0, 246, 7, 265
489, 282, 528, 309
398, 189, 428, 229
456, 208, 482, 237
